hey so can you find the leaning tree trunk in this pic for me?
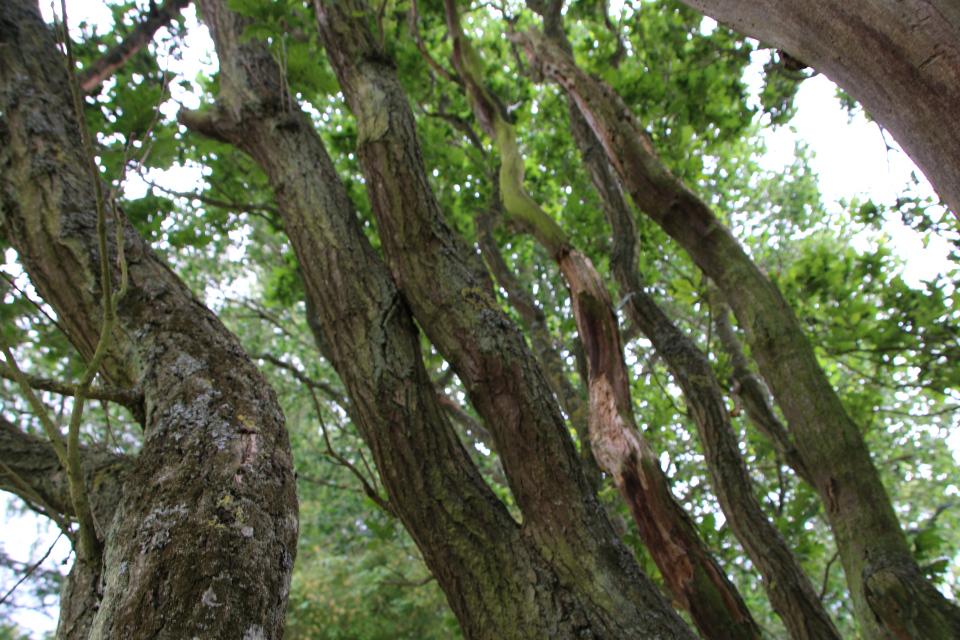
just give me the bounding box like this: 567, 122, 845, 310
441, 3, 763, 637
680, 0, 960, 219
522, 8, 843, 639
177, 1, 700, 637
515, 28, 960, 640
0, 3, 299, 639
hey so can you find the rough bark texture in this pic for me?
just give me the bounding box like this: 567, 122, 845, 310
179, 1, 698, 637
474, 185, 603, 490
0, 3, 299, 639
680, 0, 960, 218
516, 27, 960, 640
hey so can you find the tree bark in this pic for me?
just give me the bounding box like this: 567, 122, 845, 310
474, 191, 603, 491
179, 1, 699, 637
679, 0, 960, 219
0, 3, 299, 639
710, 299, 814, 485
515, 27, 960, 640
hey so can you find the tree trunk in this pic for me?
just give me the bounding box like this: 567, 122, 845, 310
513, 8, 843, 638
0, 3, 299, 639
680, 0, 960, 219
444, 5, 763, 635
178, 1, 699, 637
515, 28, 960, 640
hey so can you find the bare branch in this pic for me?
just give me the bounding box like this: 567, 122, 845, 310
0, 365, 144, 424
0, 532, 64, 606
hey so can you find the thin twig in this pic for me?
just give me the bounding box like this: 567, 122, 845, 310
0, 459, 74, 540
409, 0, 461, 85
381, 574, 436, 587
305, 385, 392, 514
0, 365, 143, 416
819, 550, 840, 601
0, 272, 69, 339
0, 533, 64, 607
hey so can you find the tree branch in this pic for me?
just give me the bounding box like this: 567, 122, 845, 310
79, 0, 193, 95
0, 365, 144, 425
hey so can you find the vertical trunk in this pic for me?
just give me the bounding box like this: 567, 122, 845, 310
0, 3, 299, 639
179, 1, 697, 637
679, 0, 960, 219
515, 28, 960, 640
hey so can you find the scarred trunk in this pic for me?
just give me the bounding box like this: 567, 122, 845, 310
528, 12, 842, 635
473, 199, 603, 490
515, 27, 960, 640
679, 0, 960, 219
179, 0, 698, 637
445, 3, 762, 635
0, 3, 299, 639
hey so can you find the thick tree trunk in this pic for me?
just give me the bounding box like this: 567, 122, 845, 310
516, 28, 960, 640
474, 197, 604, 490
680, 0, 960, 219
0, 3, 299, 639
179, 1, 698, 637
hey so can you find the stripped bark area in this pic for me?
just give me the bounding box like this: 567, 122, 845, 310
0, 3, 299, 638
442, 4, 764, 637
515, 27, 960, 640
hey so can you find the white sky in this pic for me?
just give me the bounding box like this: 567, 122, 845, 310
2, 3, 956, 637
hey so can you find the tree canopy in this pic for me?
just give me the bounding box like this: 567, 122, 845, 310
1, 0, 959, 639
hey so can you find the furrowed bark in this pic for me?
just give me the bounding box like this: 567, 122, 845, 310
473, 198, 602, 490
0, 3, 299, 639
181, 1, 693, 637
515, 27, 960, 640
309, 0, 700, 637
447, 5, 761, 637
678, 0, 960, 219
78, 0, 193, 95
